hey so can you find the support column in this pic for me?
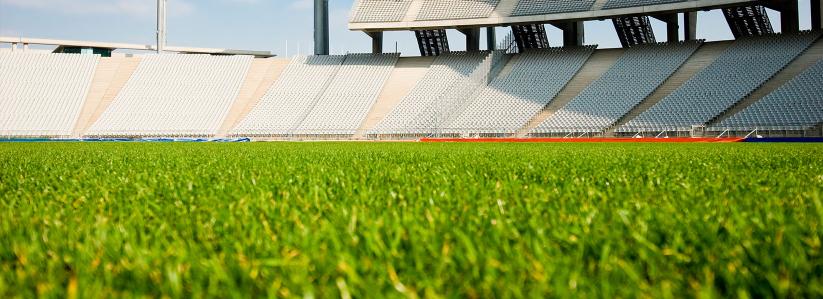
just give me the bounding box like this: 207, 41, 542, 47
11, 43, 17, 52
314, 0, 329, 55
367, 32, 384, 54
684, 11, 697, 41
780, 0, 800, 34
652, 14, 679, 42
486, 27, 496, 50
23, 43, 29, 51
459, 28, 481, 52
157, 0, 167, 53
559, 22, 585, 47
814, 0, 823, 30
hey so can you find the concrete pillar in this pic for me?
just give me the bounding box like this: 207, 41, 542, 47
653, 14, 680, 42
486, 27, 496, 50
780, 0, 800, 34
314, 0, 329, 55
459, 28, 481, 52
684, 11, 698, 41
814, 0, 823, 30
23, 43, 29, 51
559, 22, 585, 47
11, 43, 17, 52
367, 32, 384, 54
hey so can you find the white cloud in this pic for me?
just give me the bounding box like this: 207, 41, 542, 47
0, 0, 194, 17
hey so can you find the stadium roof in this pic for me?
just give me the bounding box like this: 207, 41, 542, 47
349, 0, 760, 31
0, 36, 274, 57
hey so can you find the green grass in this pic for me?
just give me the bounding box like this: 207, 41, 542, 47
0, 142, 821, 298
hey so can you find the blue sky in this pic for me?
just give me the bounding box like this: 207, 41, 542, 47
0, 0, 814, 56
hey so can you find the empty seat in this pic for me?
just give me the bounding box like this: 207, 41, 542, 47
618, 32, 821, 133
417, 0, 501, 20
86, 54, 252, 137
230, 55, 345, 137
295, 53, 399, 136
512, 0, 596, 16
715, 59, 823, 131
0, 52, 98, 137
372, 52, 491, 135
533, 41, 701, 134
449, 47, 596, 135
603, 0, 688, 10
351, 0, 413, 23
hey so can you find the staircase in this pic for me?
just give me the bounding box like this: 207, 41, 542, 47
72, 56, 142, 137
708, 38, 823, 127
605, 41, 732, 135
515, 48, 625, 137
354, 56, 435, 139
217, 58, 290, 137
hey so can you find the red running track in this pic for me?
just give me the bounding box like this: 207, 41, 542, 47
419, 137, 745, 143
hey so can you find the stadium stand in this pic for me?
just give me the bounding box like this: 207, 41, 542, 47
714, 59, 823, 130
230, 55, 345, 136
532, 41, 701, 134
0, 52, 98, 137
294, 53, 399, 136
618, 32, 821, 133
371, 51, 490, 136
416, 0, 501, 20
603, 0, 688, 10
86, 54, 252, 137
351, 0, 413, 23
512, 0, 597, 16
448, 47, 596, 135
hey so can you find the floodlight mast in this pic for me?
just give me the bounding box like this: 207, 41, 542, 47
157, 0, 167, 53
314, 0, 329, 55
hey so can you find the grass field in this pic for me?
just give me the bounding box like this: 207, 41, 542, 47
0, 142, 821, 298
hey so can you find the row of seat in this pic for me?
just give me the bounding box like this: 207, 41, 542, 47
351, 0, 413, 23
87, 55, 253, 137
618, 32, 821, 132
513, 0, 596, 16
350, 0, 698, 22
533, 41, 701, 133
231, 54, 399, 137
417, 0, 501, 20
0, 52, 98, 137
1, 33, 820, 138
448, 47, 595, 134
294, 53, 399, 135
602, 0, 688, 10
231, 55, 346, 136
714, 59, 823, 131
372, 51, 491, 135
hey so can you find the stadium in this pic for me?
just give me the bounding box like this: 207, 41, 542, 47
1, 0, 822, 297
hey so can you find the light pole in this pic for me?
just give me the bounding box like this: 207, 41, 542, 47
157, 0, 167, 53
